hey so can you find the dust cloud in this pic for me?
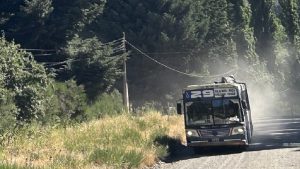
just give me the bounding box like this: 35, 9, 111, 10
201, 65, 292, 121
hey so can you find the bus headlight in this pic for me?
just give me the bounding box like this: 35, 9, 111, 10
186, 129, 199, 137
231, 126, 245, 135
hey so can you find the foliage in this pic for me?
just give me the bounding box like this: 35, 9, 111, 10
0, 0, 106, 49
0, 37, 51, 123
85, 90, 124, 119
64, 35, 123, 99
97, 0, 210, 106
2, 0, 299, 104
44, 80, 87, 124
250, 0, 288, 76
279, 0, 300, 86
228, 0, 259, 65
1, 0, 300, 121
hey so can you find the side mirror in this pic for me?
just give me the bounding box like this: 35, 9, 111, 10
242, 100, 248, 109
177, 102, 182, 115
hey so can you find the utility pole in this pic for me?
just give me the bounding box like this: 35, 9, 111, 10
122, 32, 130, 112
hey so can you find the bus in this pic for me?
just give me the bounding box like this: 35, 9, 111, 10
177, 76, 253, 150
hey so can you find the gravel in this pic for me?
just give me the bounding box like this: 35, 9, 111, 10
153, 117, 300, 169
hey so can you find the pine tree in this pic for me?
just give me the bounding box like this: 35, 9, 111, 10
1, 0, 106, 49
96, 0, 209, 105
202, 0, 238, 73
63, 35, 123, 99
0, 0, 53, 48
250, 0, 288, 76
279, 0, 300, 88
227, 0, 259, 66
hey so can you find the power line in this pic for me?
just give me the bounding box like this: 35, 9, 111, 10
125, 40, 237, 78
23, 37, 234, 79
101, 38, 123, 46
278, 88, 290, 94
39, 40, 125, 67
42, 53, 123, 67
278, 88, 300, 94
20, 49, 57, 52
19, 38, 123, 54
43, 59, 76, 67
131, 51, 193, 55
33, 53, 55, 57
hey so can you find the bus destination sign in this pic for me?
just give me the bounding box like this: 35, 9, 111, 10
185, 88, 237, 99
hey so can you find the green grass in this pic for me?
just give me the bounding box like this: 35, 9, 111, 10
89, 148, 143, 168
0, 112, 184, 169
0, 164, 30, 169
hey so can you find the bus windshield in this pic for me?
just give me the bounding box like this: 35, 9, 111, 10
185, 99, 241, 126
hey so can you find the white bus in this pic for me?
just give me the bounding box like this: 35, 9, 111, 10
177, 77, 253, 151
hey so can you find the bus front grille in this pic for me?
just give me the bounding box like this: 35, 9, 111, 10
199, 129, 230, 137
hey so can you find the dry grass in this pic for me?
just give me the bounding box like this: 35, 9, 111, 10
0, 111, 184, 169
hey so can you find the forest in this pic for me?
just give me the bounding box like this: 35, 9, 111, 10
0, 0, 300, 133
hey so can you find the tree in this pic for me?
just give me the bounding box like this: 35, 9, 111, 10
250, 0, 288, 77
0, 37, 51, 122
1, 0, 106, 48
201, 0, 238, 73
279, 0, 300, 87
227, 0, 259, 66
96, 0, 209, 105
63, 35, 123, 99
0, 0, 53, 48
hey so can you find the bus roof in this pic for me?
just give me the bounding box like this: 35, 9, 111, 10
184, 83, 241, 91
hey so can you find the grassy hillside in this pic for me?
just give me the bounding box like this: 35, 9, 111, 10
0, 112, 184, 169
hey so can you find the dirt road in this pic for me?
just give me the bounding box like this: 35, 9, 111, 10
154, 117, 300, 169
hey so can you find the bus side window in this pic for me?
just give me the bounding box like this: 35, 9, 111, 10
242, 100, 248, 110
241, 91, 249, 110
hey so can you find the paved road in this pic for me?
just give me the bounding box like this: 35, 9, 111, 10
154, 117, 300, 169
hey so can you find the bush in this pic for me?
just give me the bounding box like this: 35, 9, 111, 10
0, 37, 51, 123
85, 90, 124, 120
44, 80, 87, 124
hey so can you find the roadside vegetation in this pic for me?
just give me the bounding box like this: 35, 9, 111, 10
0, 111, 184, 169
0, 37, 185, 169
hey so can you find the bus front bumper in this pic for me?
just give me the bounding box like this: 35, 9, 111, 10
187, 139, 247, 147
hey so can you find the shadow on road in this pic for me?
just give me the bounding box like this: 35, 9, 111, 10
155, 136, 244, 163
157, 117, 300, 163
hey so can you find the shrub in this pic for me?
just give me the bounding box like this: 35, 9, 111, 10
85, 90, 124, 120
44, 80, 87, 124
0, 37, 51, 123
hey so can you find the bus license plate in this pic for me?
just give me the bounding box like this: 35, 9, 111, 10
212, 138, 219, 142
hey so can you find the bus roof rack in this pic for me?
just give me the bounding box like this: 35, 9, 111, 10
221, 75, 236, 83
